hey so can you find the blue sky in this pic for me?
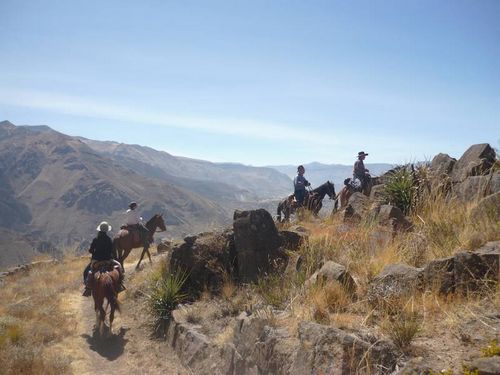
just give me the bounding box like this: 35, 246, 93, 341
0, 0, 499, 165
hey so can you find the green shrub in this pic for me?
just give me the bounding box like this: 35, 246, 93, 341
148, 269, 189, 331
383, 167, 415, 215
481, 339, 500, 357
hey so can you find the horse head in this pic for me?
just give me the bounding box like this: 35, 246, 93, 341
156, 213, 167, 232
326, 181, 336, 199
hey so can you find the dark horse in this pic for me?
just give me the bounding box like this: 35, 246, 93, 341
91, 261, 121, 337
113, 214, 166, 270
277, 181, 336, 222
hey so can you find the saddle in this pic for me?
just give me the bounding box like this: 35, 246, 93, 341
91, 260, 119, 273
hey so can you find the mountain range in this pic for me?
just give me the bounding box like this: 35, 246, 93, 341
0, 120, 392, 269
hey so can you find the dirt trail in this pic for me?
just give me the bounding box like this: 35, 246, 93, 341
55, 261, 189, 375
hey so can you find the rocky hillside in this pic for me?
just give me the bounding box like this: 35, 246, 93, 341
80, 138, 292, 201
150, 143, 499, 374
0, 120, 229, 267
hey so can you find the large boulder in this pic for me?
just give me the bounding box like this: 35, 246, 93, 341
342, 192, 370, 223
367, 264, 423, 307
170, 230, 234, 295
420, 256, 455, 294
377, 204, 413, 233
430, 153, 456, 176
468, 357, 500, 375
233, 209, 285, 282
470, 191, 500, 224
296, 322, 398, 374
305, 261, 357, 295
453, 175, 499, 202
451, 143, 496, 183
370, 184, 386, 202
279, 228, 308, 251
454, 241, 499, 294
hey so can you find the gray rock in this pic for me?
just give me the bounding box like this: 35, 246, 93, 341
170, 230, 234, 295
156, 238, 171, 254
367, 264, 423, 306
420, 256, 455, 294
233, 209, 285, 282
468, 356, 500, 375
343, 192, 370, 223
454, 242, 499, 294
297, 322, 398, 374
430, 153, 456, 176
470, 192, 500, 224
306, 261, 357, 295
280, 229, 308, 251
377, 205, 413, 232
453, 175, 499, 202
451, 143, 496, 183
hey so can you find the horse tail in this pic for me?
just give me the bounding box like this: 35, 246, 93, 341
103, 273, 120, 313
277, 201, 282, 222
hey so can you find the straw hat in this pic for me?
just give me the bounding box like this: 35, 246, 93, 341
96, 221, 112, 232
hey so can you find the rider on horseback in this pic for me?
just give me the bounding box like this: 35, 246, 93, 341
294, 165, 311, 207
353, 151, 370, 192
125, 202, 151, 249
82, 221, 125, 297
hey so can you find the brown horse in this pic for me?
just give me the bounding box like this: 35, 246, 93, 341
91, 262, 120, 337
334, 174, 374, 210
114, 214, 166, 269
277, 181, 336, 222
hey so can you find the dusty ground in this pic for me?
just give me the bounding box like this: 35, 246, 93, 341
49, 256, 190, 375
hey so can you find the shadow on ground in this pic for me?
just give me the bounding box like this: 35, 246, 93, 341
82, 327, 130, 360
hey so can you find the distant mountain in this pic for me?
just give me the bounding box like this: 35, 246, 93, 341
268, 162, 393, 189
80, 138, 292, 200
0, 120, 293, 269
0, 121, 229, 268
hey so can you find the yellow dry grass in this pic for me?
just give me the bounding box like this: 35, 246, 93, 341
0, 256, 87, 375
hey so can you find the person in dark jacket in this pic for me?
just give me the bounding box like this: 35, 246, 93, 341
353, 151, 370, 191
82, 221, 124, 297
293, 165, 311, 207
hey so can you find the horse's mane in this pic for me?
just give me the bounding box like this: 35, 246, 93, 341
312, 181, 333, 193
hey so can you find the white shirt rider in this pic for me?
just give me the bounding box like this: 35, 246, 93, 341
126, 207, 143, 226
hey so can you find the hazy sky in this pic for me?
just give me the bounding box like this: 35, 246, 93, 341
0, 0, 499, 165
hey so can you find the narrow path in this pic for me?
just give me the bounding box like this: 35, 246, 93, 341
55, 260, 189, 375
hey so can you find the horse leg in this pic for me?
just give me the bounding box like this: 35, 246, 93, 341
147, 247, 152, 265
99, 304, 106, 337
109, 303, 115, 336
136, 246, 146, 270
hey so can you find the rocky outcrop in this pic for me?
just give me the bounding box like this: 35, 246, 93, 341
468, 357, 500, 375
367, 264, 422, 307
369, 242, 500, 301
342, 192, 370, 223
430, 153, 456, 176
377, 205, 413, 233
166, 311, 398, 375
170, 231, 235, 295
453, 174, 499, 202
233, 209, 285, 282
470, 191, 500, 223
305, 261, 357, 295
279, 227, 308, 251
451, 143, 496, 183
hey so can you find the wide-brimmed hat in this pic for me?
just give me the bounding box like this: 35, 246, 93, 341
357, 151, 369, 157
96, 221, 112, 232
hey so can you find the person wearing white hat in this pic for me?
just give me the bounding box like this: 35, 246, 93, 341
82, 221, 124, 297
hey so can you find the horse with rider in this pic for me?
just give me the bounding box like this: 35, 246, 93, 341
277, 165, 336, 222
335, 151, 374, 209
81, 202, 166, 336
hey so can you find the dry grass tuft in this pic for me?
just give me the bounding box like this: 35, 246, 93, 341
0, 256, 86, 375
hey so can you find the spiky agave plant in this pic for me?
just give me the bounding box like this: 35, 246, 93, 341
148, 269, 189, 332
383, 166, 416, 215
